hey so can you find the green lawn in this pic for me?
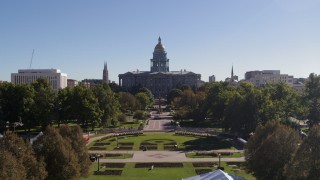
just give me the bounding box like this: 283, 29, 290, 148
100, 153, 133, 159
82, 162, 256, 180
87, 133, 235, 151
186, 152, 243, 158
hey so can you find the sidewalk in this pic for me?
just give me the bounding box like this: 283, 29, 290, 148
89, 150, 245, 163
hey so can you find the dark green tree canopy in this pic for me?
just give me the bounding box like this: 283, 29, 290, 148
285, 125, 320, 179
245, 121, 300, 180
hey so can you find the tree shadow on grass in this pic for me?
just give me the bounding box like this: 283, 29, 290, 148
183, 136, 233, 150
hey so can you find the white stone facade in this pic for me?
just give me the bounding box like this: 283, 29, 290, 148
245, 70, 293, 87
11, 69, 67, 90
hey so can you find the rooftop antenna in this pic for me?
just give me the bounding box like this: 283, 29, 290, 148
29, 49, 34, 69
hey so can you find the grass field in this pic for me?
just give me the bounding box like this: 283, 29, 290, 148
82, 162, 256, 180
88, 133, 235, 151
185, 152, 243, 158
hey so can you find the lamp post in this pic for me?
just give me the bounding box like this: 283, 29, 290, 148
218, 153, 221, 169
97, 154, 101, 171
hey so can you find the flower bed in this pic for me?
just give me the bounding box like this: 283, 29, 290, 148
135, 163, 183, 168
192, 162, 217, 167
163, 145, 175, 150
94, 170, 122, 175
195, 169, 212, 175
118, 142, 134, 145
104, 153, 122, 157
93, 142, 110, 146
164, 142, 177, 145
144, 146, 157, 150
226, 162, 244, 167
89, 147, 106, 150
114, 146, 133, 150
101, 163, 126, 168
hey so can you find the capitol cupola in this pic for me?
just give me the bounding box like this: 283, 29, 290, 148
150, 37, 169, 72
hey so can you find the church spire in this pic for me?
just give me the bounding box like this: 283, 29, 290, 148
103, 61, 109, 84
231, 65, 234, 82
158, 36, 161, 44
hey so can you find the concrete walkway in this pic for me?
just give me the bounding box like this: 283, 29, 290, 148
89, 150, 245, 163
144, 120, 174, 132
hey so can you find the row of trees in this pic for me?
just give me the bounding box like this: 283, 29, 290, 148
170, 73, 320, 136
0, 125, 90, 180
0, 79, 154, 133
245, 121, 320, 180
2, 73, 320, 135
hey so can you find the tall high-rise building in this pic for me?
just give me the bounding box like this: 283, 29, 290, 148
11, 69, 67, 90
103, 62, 109, 84
209, 75, 216, 82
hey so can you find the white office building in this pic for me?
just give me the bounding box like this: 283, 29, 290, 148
245, 70, 294, 87
11, 69, 67, 90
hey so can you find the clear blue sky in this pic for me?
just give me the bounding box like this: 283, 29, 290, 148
1, 0, 320, 82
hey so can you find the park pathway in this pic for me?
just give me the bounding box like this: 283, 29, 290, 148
143, 120, 174, 132
143, 111, 175, 132
89, 150, 244, 163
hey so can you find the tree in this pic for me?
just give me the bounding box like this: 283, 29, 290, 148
285, 125, 320, 179
0, 83, 34, 133
135, 92, 150, 110
54, 87, 73, 126
0, 149, 26, 180
224, 82, 263, 135
261, 83, 302, 122
92, 84, 121, 127
71, 85, 101, 131
31, 78, 56, 130
305, 73, 320, 126
138, 87, 154, 105
167, 88, 183, 105
203, 82, 236, 122
133, 110, 147, 120
0, 132, 47, 180
245, 121, 300, 180
109, 82, 123, 93
33, 126, 80, 180
118, 92, 137, 112
59, 125, 91, 177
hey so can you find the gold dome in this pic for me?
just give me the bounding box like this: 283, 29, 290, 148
154, 37, 165, 51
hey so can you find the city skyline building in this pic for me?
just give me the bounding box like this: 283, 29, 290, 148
245, 70, 294, 87
11, 69, 67, 90
209, 75, 216, 83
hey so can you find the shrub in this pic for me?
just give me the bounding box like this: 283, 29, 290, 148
133, 110, 147, 120
118, 114, 127, 123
